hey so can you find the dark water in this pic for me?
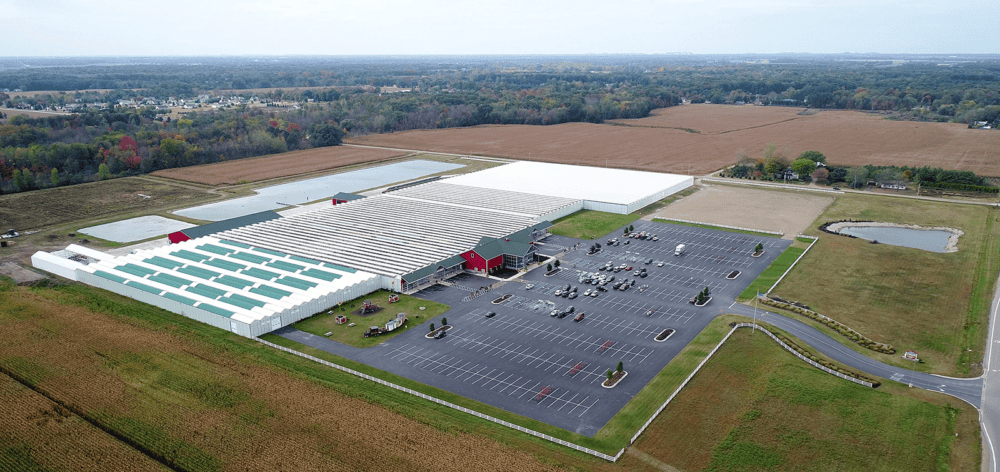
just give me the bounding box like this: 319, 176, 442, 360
837, 226, 952, 253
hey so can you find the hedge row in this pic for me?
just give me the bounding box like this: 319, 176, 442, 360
763, 325, 882, 387
922, 182, 999, 193
759, 297, 896, 355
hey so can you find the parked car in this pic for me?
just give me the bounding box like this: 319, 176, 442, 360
574, 312, 585, 322
435, 329, 447, 339
550, 309, 560, 317
561, 291, 570, 298
568, 292, 578, 299
590, 291, 598, 298
485, 311, 496, 318
657, 262, 664, 267
525, 283, 534, 290
554, 289, 563, 296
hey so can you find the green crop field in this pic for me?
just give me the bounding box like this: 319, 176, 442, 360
549, 188, 698, 240
290, 290, 448, 348
771, 193, 1000, 376
630, 328, 980, 472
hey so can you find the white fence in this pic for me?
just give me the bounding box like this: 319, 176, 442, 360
628, 324, 741, 444
255, 338, 626, 462
732, 323, 875, 388
767, 235, 817, 294
653, 218, 783, 236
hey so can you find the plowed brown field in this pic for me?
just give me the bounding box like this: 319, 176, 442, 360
152, 146, 406, 185
0, 285, 568, 472
349, 105, 1000, 176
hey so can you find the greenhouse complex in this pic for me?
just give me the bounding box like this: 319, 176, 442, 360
32, 162, 693, 337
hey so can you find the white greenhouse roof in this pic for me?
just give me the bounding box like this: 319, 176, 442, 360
386, 182, 580, 218
75, 236, 377, 325
443, 161, 691, 206
216, 194, 540, 278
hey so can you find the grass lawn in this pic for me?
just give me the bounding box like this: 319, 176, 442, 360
291, 290, 449, 347
630, 327, 980, 472
773, 193, 1000, 376
549, 188, 698, 240
737, 242, 808, 301
651, 218, 781, 238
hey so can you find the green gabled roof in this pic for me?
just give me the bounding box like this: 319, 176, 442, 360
177, 265, 219, 280
471, 238, 505, 260
401, 254, 466, 282
266, 260, 304, 273
229, 251, 270, 265
93, 270, 127, 284
116, 263, 156, 277
249, 285, 291, 300
323, 263, 357, 273
126, 281, 162, 295
196, 302, 234, 318
242, 267, 280, 281
186, 284, 226, 300
218, 239, 251, 249
172, 249, 207, 263
164, 292, 197, 306
178, 211, 280, 240
274, 276, 316, 290
215, 275, 254, 290
224, 293, 266, 310
196, 244, 233, 256
148, 273, 191, 289
289, 255, 322, 266
300, 268, 340, 282
203, 258, 246, 272
145, 256, 182, 270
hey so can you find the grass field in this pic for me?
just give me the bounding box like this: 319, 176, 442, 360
291, 290, 448, 348
651, 218, 781, 238
773, 193, 1000, 376
737, 242, 809, 301
0, 176, 216, 232
549, 188, 698, 240
630, 327, 980, 472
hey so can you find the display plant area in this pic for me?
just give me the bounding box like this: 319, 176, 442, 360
629, 328, 980, 472
291, 289, 448, 348
549, 187, 698, 240
772, 193, 1000, 376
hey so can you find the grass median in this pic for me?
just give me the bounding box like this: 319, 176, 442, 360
549, 188, 698, 240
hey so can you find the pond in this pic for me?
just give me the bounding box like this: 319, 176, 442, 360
174, 159, 464, 221
836, 225, 954, 253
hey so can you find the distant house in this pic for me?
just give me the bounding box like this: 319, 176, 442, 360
878, 182, 907, 190
775, 169, 799, 180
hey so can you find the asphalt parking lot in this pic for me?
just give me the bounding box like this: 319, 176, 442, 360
275, 221, 790, 436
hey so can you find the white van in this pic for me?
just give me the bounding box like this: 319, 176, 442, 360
674, 244, 686, 256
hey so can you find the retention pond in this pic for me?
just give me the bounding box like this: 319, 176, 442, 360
828, 223, 960, 253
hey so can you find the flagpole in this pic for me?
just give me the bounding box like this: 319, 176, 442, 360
753, 293, 759, 334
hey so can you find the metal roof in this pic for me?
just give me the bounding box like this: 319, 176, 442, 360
387, 182, 579, 218
179, 211, 281, 239
443, 161, 692, 206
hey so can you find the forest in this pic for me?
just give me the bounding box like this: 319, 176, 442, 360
1, 54, 999, 194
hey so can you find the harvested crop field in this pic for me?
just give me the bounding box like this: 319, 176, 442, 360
152, 146, 406, 185
647, 183, 834, 237
0, 281, 568, 472
349, 105, 1000, 176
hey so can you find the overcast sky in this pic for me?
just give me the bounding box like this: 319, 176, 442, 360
1, 0, 995, 56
